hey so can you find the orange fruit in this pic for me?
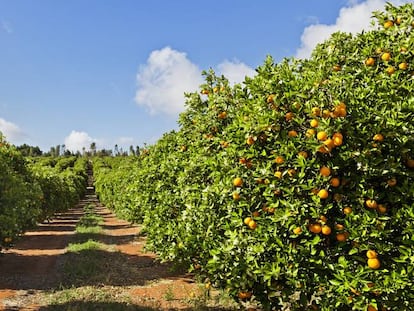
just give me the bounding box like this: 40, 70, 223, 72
232, 192, 240, 200
333, 65, 341, 71
387, 178, 397, 187
386, 66, 395, 75
310, 119, 319, 128
285, 112, 294, 121
201, 89, 209, 95
287, 168, 296, 176
320, 166, 331, 177
309, 223, 322, 234
373, 133, 384, 141
274, 171, 283, 179
398, 62, 408, 70
238, 291, 252, 299
252, 211, 260, 217
330, 177, 340, 187
322, 109, 331, 118
293, 227, 302, 235
384, 20, 394, 29
243, 217, 252, 225
407, 159, 414, 168
333, 135, 343, 146
319, 215, 328, 223
274, 156, 285, 164
335, 223, 345, 230
218, 111, 227, 119
324, 138, 335, 150
365, 57, 375, 66
381, 52, 391, 62
367, 258, 381, 269
336, 232, 349, 242
366, 250, 378, 259
365, 199, 378, 209
321, 225, 332, 235
317, 189, 329, 199
267, 94, 275, 103
317, 131, 328, 141
233, 177, 243, 187
306, 129, 316, 138
288, 130, 298, 137
311, 107, 321, 116
377, 204, 387, 213
246, 136, 255, 145
343, 207, 352, 215
248, 219, 257, 230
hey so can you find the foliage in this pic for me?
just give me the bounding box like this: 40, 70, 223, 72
93, 4, 414, 310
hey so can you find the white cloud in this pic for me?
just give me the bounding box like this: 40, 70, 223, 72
135, 46, 203, 116
216, 60, 256, 85
1, 20, 13, 34
0, 118, 25, 143
135, 46, 256, 116
64, 130, 103, 152
296, 0, 408, 59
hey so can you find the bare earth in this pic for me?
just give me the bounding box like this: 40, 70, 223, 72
0, 191, 211, 311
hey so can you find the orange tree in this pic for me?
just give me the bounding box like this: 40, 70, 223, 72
1, 134, 88, 251
93, 3, 414, 310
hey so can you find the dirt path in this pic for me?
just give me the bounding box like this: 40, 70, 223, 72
0, 183, 228, 310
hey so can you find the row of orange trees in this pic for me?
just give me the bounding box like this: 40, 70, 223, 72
0, 135, 88, 251
93, 3, 414, 310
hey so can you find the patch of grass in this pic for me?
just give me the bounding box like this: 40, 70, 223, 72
163, 285, 175, 301
77, 213, 103, 227
66, 239, 104, 253
40, 286, 152, 311
75, 225, 102, 235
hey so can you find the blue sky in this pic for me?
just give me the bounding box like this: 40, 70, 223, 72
0, 0, 408, 152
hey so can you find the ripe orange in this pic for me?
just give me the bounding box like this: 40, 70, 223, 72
333, 133, 343, 146
311, 107, 321, 116
320, 166, 331, 177
373, 133, 384, 141
252, 211, 260, 217
319, 215, 327, 223
287, 168, 296, 176
293, 227, 302, 235
333, 65, 341, 72
274, 156, 285, 164
336, 232, 349, 242
316, 131, 328, 141
274, 171, 283, 179
248, 219, 257, 230
398, 62, 408, 70
321, 225, 332, 235
381, 52, 391, 62
232, 192, 240, 200
306, 129, 316, 138
387, 178, 397, 187
309, 223, 322, 234
377, 204, 387, 213
335, 223, 345, 230
288, 130, 298, 137
201, 89, 209, 95
238, 291, 252, 299
246, 136, 255, 145
233, 177, 243, 187
384, 20, 394, 29
317, 189, 329, 199
267, 94, 275, 103
243, 217, 252, 225
310, 119, 319, 128
330, 177, 340, 187
218, 111, 227, 119
367, 258, 381, 269
324, 138, 335, 149
366, 250, 378, 259
386, 66, 395, 75
365, 57, 375, 66
365, 199, 378, 209
285, 112, 294, 121
343, 207, 352, 215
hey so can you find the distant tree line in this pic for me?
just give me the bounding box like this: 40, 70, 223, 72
15, 143, 141, 157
